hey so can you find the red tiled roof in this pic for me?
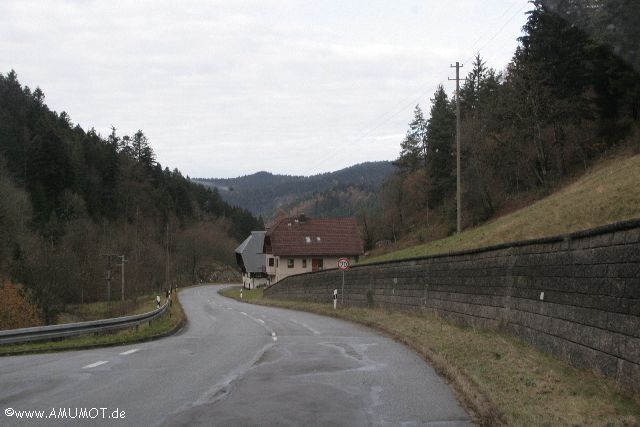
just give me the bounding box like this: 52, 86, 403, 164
265, 216, 363, 257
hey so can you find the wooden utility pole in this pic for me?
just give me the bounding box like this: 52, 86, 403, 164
118, 255, 127, 302
165, 224, 170, 291
106, 255, 112, 304
449, 62, 464, 234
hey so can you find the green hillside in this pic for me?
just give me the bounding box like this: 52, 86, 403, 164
194, 161, 395, 218
363, 152, 640, 264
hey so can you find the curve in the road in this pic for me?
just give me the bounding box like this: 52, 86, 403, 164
0, 284, 472, 427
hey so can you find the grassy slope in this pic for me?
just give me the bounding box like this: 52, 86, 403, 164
364, 153, 640, 264
57, 294, 159, 324
221, 287, 640, 427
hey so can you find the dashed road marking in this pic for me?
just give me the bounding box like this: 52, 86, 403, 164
291, 319, 321, 335
83, 361, 109, 369
120, 349, 139, 356
256, 319, 265, 324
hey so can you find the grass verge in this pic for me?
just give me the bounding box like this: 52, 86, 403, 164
364, 153, 640, 264
57, 294, 159, 324
221, 287, 640, 427
0, 294, 186, 356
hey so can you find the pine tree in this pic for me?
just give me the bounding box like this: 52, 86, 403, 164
460, 54, 488, 115
426, 85, 456, 206
131, 129, 156, 167
396, 105, 428, 172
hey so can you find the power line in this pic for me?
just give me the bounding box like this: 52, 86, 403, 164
463, 2, 529, 66
300, 2, 531, 178
463, 1, 525, 61
311, 86, 433, 172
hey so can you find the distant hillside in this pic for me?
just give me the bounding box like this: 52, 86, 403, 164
194, 161, 395, 218
0, 70, 261, 321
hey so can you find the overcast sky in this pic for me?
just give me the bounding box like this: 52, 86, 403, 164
0, 0, 530, 178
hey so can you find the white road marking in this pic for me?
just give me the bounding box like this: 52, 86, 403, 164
83, 361, 109, 369
239, 311, 268, 327
120, 349, 139, 355
291, 319, 321, 335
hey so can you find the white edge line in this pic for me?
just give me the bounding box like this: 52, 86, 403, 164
83, 361, 109, 369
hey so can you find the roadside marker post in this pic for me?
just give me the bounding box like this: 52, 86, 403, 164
337, 258, 350, 306
333, 289, 338, 310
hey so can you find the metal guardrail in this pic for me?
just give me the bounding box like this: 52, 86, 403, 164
0, 301, 169, 345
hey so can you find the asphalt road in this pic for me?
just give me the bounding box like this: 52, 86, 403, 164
0, 285, 472, 426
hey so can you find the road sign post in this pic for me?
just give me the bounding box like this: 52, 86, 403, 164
337, 258, 350, 306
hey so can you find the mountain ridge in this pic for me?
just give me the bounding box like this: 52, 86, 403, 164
193, 161, 395, 218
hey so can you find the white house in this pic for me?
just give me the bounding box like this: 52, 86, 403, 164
262, 214, 363, 284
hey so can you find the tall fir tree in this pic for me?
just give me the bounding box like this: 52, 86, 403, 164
426, 85, 456, 206
396, 105, 427, 172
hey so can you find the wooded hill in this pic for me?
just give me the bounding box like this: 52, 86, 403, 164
194, 161, 395, 218
0, 71, 261, 323
370, 0, 640, 250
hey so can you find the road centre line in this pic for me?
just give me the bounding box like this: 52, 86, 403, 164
120, 349, 139, 355
239, 311, 268, 327
83, 361, 109, 369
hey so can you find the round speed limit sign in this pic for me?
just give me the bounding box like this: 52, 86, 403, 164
337, 257, 350, 271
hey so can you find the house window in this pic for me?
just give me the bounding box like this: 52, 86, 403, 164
268, 258, 274, 267
302, 259, 307, 268
287, 258, 294, 268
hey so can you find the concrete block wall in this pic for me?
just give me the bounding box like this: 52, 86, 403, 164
264, 220, 640, 391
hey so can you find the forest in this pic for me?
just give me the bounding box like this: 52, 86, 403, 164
367, 0, 640, 249
0, 72, 261, 323
196, 161, 394, 218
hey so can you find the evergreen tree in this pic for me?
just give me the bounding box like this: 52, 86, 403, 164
396, 105, 428, 172
460, 54, 488, 115
426, 85, 456, 206
0, 70, 262, 315
131, 129, 156, 168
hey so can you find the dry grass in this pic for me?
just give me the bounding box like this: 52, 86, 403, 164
221, 288, 640, 427
364, 153, 640, 264
57, 294, 160, 324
